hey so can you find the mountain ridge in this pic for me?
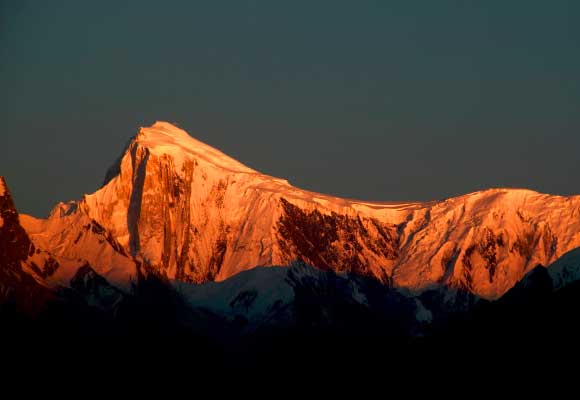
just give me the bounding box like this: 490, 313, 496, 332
3, 121, 580, 369
6, 121, 580, 301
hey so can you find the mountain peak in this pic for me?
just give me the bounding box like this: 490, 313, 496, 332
138, 121, 191, 140
134, 121, 257, 174
151, 120, 182, 130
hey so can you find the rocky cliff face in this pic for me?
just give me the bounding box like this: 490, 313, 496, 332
18, 122, 580, 300
0, 177, 54, 312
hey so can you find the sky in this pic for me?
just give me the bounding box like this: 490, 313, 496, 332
1, 1, 579, 217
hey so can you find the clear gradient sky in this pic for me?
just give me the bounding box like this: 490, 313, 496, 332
1, 1, 579, 217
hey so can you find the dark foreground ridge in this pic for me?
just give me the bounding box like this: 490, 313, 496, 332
2, 260, 580, 374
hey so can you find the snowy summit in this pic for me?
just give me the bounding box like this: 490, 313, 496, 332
135, 121, 257, 174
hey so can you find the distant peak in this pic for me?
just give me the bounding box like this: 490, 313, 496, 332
133, 121, 257, 174
102, 122, 258, 187
139, 121, 190, 139
151, 120, 179, 129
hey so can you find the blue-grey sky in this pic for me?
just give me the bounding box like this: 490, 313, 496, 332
1, 1, 579, 217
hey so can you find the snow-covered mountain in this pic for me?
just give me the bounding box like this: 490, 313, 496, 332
13, 121, 580, 301
44, 121, 580, 299
4, 121, 580, 369
175, 260, 430, 335
21, 202, 137, 291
